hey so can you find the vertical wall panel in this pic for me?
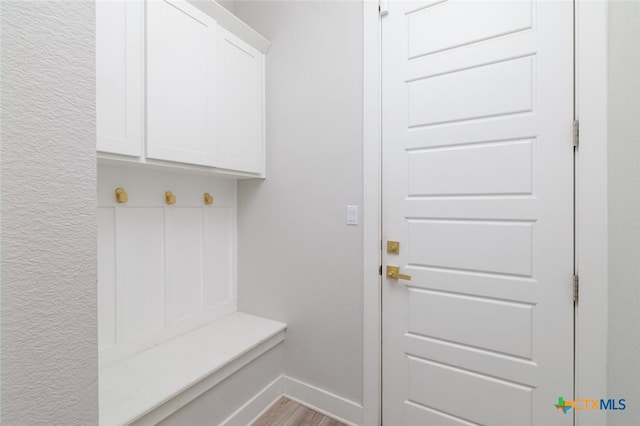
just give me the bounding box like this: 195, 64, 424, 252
98, 166, 237, 365
204, 208, 234, 309
98, 207, 116, 351
117, 207, 165, 341
166, 207, 204, 324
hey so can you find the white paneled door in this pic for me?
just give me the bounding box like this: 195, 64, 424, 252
381, 1, 574, 425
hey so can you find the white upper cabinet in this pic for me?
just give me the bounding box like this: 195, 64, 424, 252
96, 0, 269, 176
96, 0, 144, 157
215, 26, 264, 175
146, 0, 217, 166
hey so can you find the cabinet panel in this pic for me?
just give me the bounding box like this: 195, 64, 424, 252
216, 27, 265, 174
146, 0, 217, 166
96, 0, 143, 157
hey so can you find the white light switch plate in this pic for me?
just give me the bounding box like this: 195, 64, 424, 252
347, 205, 358, 226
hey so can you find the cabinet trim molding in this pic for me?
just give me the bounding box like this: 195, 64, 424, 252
188, 0, 271, 53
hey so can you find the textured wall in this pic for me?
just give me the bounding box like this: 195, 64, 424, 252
234, 1, 364, 404
1, 1, 98, 424
608, 1, 640, 424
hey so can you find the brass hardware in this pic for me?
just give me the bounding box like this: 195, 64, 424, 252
165, 191, 176, 205
387, 240, 400, 254
386, 265, 411, 281
115, 187, 128, 204
204, 193, 214, 205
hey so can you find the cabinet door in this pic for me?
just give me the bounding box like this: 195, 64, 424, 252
216, 26, 265, 175
146, 0, 217, 166
96, 0, 143, 157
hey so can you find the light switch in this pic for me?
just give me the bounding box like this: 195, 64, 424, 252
347, 205, 359, 226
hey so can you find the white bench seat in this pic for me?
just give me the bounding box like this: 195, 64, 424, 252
99, 312, 287, 425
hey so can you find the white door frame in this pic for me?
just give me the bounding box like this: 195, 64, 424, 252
361, 1, 609, 424
362, 2, 382, 424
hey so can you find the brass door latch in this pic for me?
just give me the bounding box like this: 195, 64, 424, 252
386, 265, 411, 281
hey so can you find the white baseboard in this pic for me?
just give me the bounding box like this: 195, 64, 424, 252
282, 376, 363, 426
224, 375, 363, 426
222, 376, 285, 426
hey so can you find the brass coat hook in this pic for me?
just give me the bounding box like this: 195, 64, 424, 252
115, 187, 128, 204
165, 191, 176, 205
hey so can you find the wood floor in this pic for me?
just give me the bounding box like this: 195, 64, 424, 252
251, 398, 346, 426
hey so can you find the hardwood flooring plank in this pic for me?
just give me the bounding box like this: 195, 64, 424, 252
251, 397, 347, 426
251, 398, 298, 426
281, 405, 325, 426
318, 417, 346, 426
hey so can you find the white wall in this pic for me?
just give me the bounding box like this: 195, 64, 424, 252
0, 6, 3, 417
0, 0, 98, 424
608, 1, 640, 424
234, 1, 364, 405
217, 0, 235, 14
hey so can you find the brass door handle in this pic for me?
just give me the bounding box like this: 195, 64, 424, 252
386, 266, 411, 281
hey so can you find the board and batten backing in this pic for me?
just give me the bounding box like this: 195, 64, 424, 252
97, 166, 237, 367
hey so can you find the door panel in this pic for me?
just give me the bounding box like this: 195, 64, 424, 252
407, 140, 535, 196
407, 56, 534, 127
407, 357, 533, 425
407, 0, 533, 58
382, 1, 574, 424
407, 219, 535, 276
408, 289, 535, 358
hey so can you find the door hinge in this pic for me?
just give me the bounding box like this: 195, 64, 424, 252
573, 120, 579, 148
573, 274, 579, 303
379, 0, 389, 16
